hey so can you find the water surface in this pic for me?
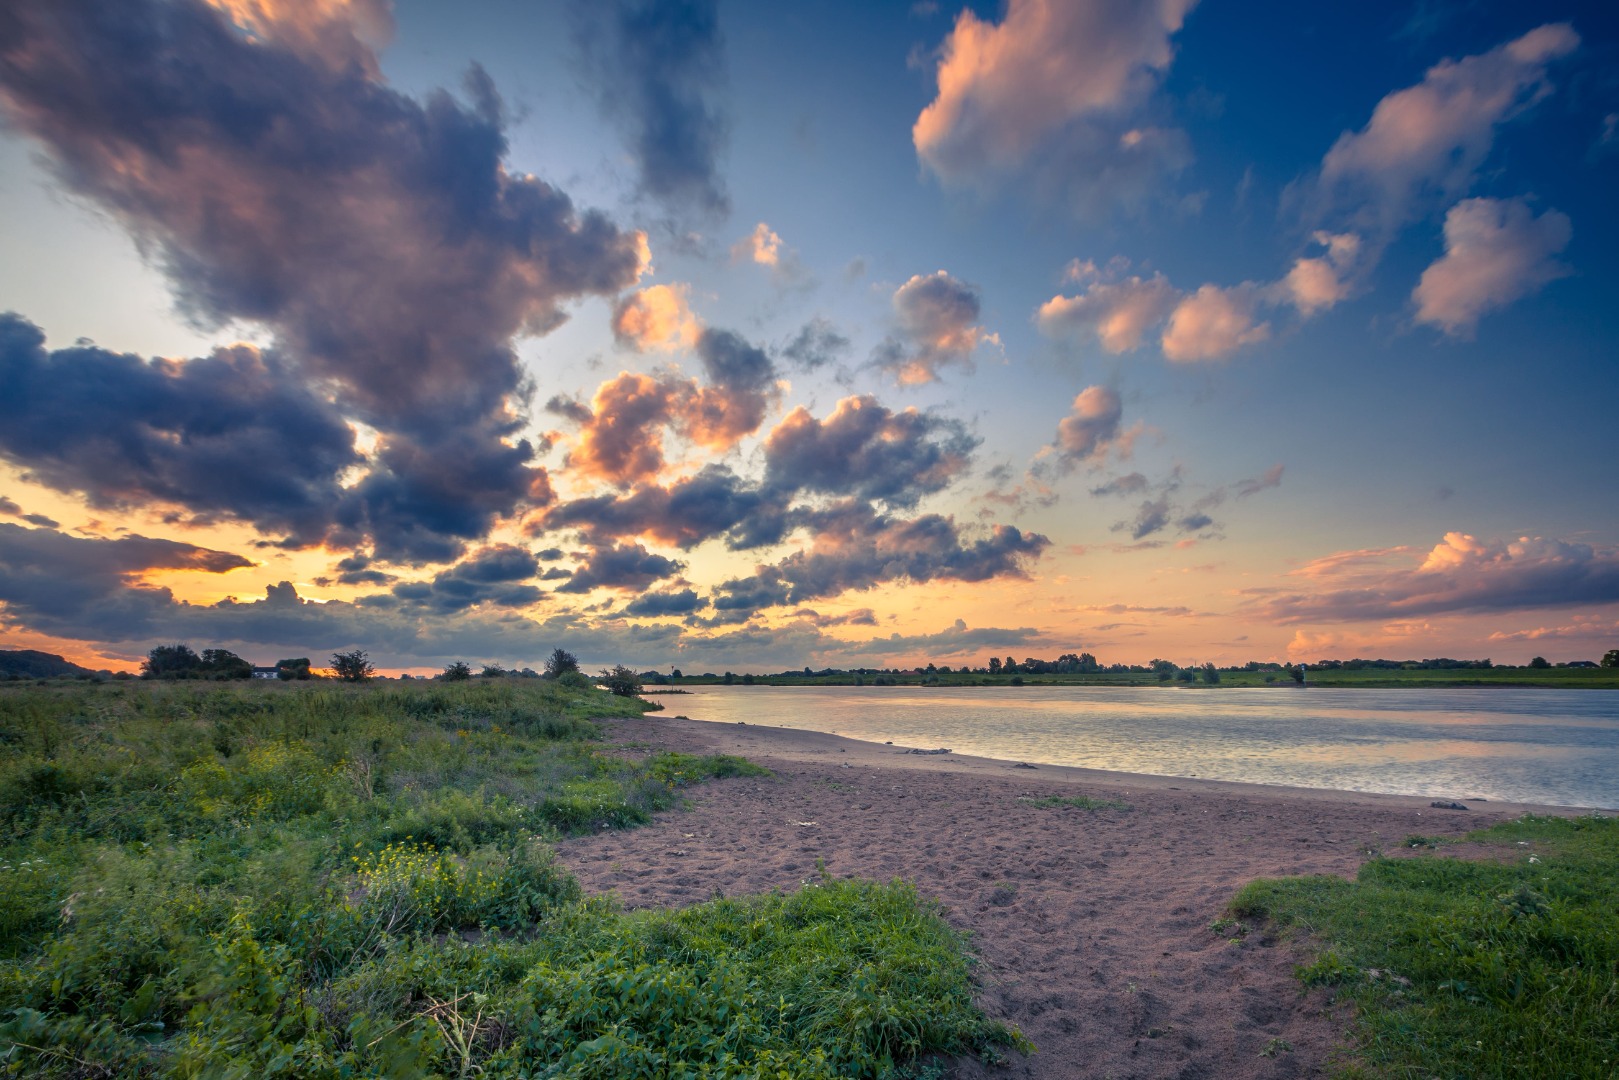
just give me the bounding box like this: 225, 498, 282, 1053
659, 686, 1619, 808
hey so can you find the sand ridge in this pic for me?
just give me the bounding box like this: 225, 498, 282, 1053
558, 715, 1572, 1079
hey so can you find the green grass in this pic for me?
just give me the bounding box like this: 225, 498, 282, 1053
1017, 794, 1131, 811
668, 666, 1619, 689
1228, 814, 1619, 1079
0, 680, 1021, 1077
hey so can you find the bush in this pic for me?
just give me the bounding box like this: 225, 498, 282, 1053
441, 660, 472, 682
599, 663, 642, 697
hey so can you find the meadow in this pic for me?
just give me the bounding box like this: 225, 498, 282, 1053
668, 666, 1619, 690
1230, 814, 1619, 1079
0, 679, 1020, 1078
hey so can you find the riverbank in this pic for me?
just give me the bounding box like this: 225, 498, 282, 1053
559, 715, 1591, 1079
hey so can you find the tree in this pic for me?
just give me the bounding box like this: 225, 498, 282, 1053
1202, 662, 1221, 685
1003, 656, 1018, 675
332, 649, 374, 682
142, 644, 201, 680
275, 657, 312, 680
600, 664, 642, 697
199, 648, 252, 680
987, 656, 1002, 675
480, 664, 507, 678
441, 661, 472, 681
1603, 649, 1619, 669
1529, 656, 1551, 669
544, 648, 580, 680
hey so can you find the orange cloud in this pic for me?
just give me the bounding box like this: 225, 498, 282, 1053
611, 284, 702, 352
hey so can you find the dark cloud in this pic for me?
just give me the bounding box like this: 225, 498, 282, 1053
1177, 513, 1215, 532
545, 395, 594, 425
841, 617, 1044, 657
543, 466, 770, 550
369, 544, 543, 614
0, 498, 20, 516
763, 396, 977, 510
623, 588, 706, 617
1253, 535, 1619, 624
874, 271, 992, 384
21, 513, 59, 528
711, 501, 1048, 616
788, 607, 878, 628
1052, 386, 1125, 465
0, 0, 645, 560
333, 553, 395, 587
779, 317, 850, 372
0, 521, 251, 640
557, 541, 684, 593
0, 315, 359, 543
1117, 497, 1172, 540
571, 0, 730, 218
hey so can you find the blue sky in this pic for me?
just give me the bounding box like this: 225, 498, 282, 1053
2, 0, 1616, 673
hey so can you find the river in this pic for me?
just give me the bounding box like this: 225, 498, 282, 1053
652, 685, 1619, 809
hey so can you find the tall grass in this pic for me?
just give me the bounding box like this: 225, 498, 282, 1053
0, 679, 1021, 1077
1229, 814, 1618, 1078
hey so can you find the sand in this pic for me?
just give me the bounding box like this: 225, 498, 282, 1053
556, 714, 1583, 1079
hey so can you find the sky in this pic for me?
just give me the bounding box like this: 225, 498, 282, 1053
1, 0, 1617, 675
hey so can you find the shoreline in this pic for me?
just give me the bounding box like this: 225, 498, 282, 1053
559, 713, 1591, 1078
665, 712, 1610, 815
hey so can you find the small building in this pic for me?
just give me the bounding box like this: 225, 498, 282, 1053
251, 666, 279, 679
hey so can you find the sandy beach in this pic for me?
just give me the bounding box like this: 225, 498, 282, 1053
557, 714, 1587, 1079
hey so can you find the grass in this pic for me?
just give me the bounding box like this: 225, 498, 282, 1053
1017, 794, 1131, 811
0, 679, 1023, 1077
666, 666, 1619, 689
1228, 814, 1619, 1079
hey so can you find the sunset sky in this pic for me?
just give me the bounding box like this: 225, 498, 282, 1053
2, 0, 1617, 675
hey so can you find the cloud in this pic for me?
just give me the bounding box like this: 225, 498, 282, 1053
876, 271, 996, 384
763, 396, 977, 510
0, 0, 647, 561
1253, 532, 1619, 623
779, 317, 851, 372
788, 607, 878, 628
0, 521, 252, 639
1051, 385, 1125, 465
0, 315, 360, 542
623, 588, 705, 617
1412, 197, 1571, 337
611, 284, 702, 352
732, 222, 781, 266
1235, 464, 1285, 498
1313, 23, 1579, 233
1037, 273, 1178, 352
0, 498, 19, 517
1090, 472, 1149, 497
380, 544, 542, 614
1279, 232, 1361, 316
541, 466, 768, 550
711, 503, 1049, 616
913, 0, 1197, 215
556, 541, 684, 593
1117, 497, 1173, 540
563, 328, 780, 487
1161, 284, 1270, 362
570, 0, 730, 218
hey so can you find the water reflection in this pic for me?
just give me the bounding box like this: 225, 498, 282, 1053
666, 686, 1619, 808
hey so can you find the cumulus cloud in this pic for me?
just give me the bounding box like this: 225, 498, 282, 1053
1161, 284, 1270, 362
1037, 274, 1178, 352
570, 0, 730, 218
1412, 197, 1571, 337
913, 0, 1196, 215
541, 466, 768, 550
0, 0, 647, 561
1051, 386, 1125, 465
1279, 232, 1361, 316
763, 396, 977, 510
611, 284, 702, 352
623, 588, 705, 617
1253, 532, 1619, 623
1314, 23, 1579, 232
564, 328, 780, 486
732, 222, 781, 266
0, 315, 359, 542
711, 501, 1049, 616
0, 521, 252, 640
876, 271, 996, 384
381, 544, 541, 614
557, 541, 684, 594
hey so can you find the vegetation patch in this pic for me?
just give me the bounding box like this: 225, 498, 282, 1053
1229, 814, 1619, 1079
1017, 794, 1131, 811
0, 679, 1018, 1077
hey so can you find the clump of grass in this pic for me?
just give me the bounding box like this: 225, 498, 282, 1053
1018, 794, 1131, 811
0, 679, 1020, 1077
1229, 813, 1619, 1079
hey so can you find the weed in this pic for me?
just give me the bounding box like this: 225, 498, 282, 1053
1017, 794, 1131, 811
